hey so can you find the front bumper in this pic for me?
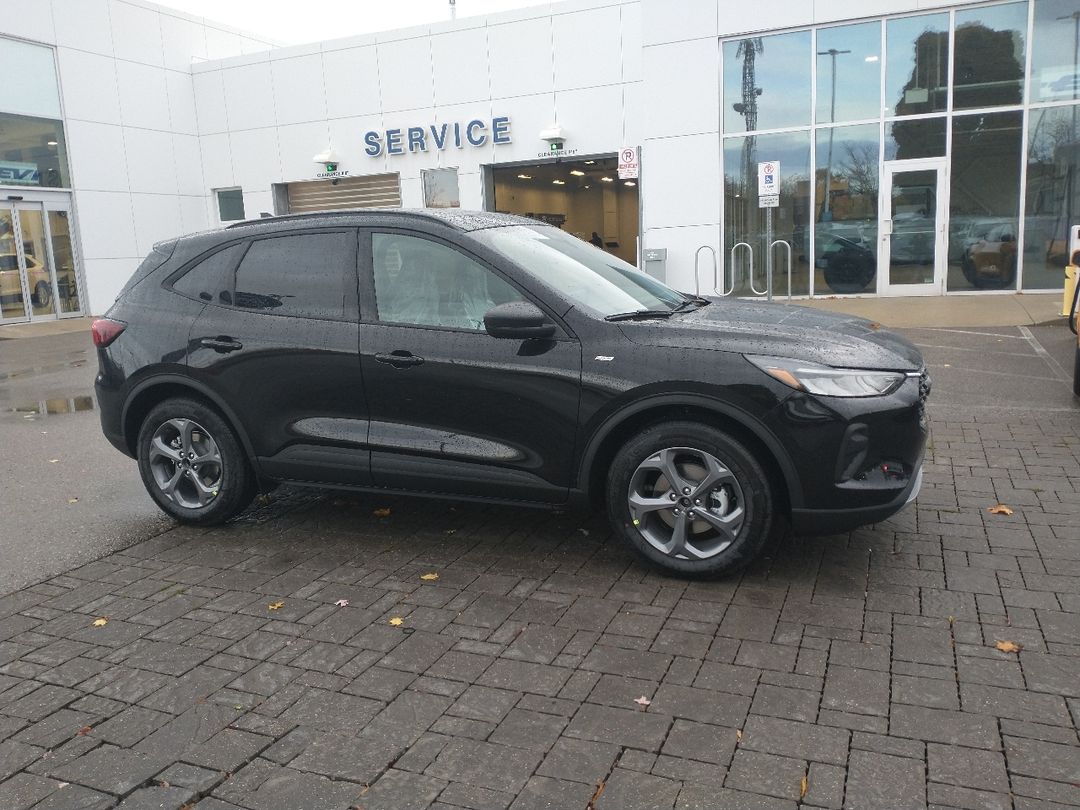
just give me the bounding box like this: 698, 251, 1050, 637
790, 461, 923, 535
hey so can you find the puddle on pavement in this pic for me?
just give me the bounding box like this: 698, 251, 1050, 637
8, 394, 95, 418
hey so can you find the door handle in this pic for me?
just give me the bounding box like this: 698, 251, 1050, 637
200, 336, 243, 353
374, 351, 424, 368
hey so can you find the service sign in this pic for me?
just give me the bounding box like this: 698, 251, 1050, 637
757, 161, 779, 197
617, 147, 639, 179
0, 161, 40, 186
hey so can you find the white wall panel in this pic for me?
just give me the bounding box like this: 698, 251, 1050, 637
431, 27, 489, 106
110, 1, 163, 67
199, 132, 234, 189
716, 0, 813, 37
553, 6, 622, 91
66, 120, 128, 192
192, 70, 228, 134
0, 0, 55, 44
52, 0, 113, 55
117, 60, 170, 130
377, 37, 434, 113
621, 3, 642, 84
400, 176, 423, 208
204, 26, 242, 61
242, 188, 273, 216
159, 12, 207, 72
380, 107, 438, 179
131, 192, 182, 254
277, 121, 332, 182
166, 70, 199, 135
322, 46, 381, 120
642, 133, 719, 228
621, 82, 641, 147
272, 54, 327, 126
433, 100, 495, 171
641, 39, 718, 138
814, 0, 920, 24
74, 191, 137, 260
172, 134, 204, 196
178, 195, 211, 234
124, 127, 177, 194
229, 127, 279, 188
458, 171, 483, 210
643, 223, 720, 291
642, 0, 716, 46
487, 92, 555, 164
222, 61, 276, 130
555, 85, 623, 155
57, 48, 121, 125
83, 257, 139, 315
488, 17, 554, 100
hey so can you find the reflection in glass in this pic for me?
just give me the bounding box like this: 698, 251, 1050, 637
723, 131, 811, 297
816, 23, 882, 124
18, 209, 57, 317
1023, 104, 1080, 288
1031, 0, 1080, 103
884, 117, 947, 160
0, 210, 26, 320
0, 112, 70, 188
949, 112, 1023, 291
815, 124, 879, 294
48, 211, 81, 313
885, 14, 949, 116
723, 31, 812, 133
888, 169, 939, 286
953, 3, 1026, 110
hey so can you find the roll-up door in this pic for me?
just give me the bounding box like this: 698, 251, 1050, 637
285, 173, 402, 213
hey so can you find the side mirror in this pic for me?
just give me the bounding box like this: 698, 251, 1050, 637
484, 301, 556, 340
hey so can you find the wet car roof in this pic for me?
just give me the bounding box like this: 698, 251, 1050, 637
222, 208, 540, 233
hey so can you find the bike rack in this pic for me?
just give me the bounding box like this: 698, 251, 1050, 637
693, 245, 717, 297
769, 239, 793, 302
727, 243, 751, 297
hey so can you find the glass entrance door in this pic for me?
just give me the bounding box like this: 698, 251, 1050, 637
880, 159, 947, 296
0, 199, 82, 323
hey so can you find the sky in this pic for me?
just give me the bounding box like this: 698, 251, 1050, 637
154, 0, 551, 45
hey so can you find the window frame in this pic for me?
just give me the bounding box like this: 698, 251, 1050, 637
357, 227, 570, 337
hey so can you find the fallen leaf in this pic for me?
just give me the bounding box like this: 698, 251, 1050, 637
420, 573, 439, 581
67, 497, 78, 504
868, 322, 881, 330
91, 617, 108, 627
588, 780, 605, 807
373, 508, 392, 518
334, 599, 350, 607
48, 458, 59, 463
800, 773, 809, 799
77, 726, 92, 735
736, 729, 743, 742
578, 528, 590, 536
994, 640, 1023, 654
234, 705, 245, 710
633, 695, 651, 707
388, 617, 404, 627
268, 601, 285, 611
57, 782, 69, 788
988, 504, 1014, 516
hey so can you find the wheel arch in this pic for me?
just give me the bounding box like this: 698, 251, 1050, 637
121, 375, 259, 469
579, 395, 801, 511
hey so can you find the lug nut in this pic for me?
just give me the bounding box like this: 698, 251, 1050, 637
687, 511, 696, 519
694, 498, 701, 505
669, 493, 678, 501
672, 508, 680, 516
682, 487, 691, 495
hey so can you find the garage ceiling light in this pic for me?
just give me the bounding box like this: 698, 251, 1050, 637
624, 181, 636, 187
600, 177, 614, 183
517, 174, 532, 179
584, 160, 595, 164
570, 169, 585, 176
552, 179, 566, 185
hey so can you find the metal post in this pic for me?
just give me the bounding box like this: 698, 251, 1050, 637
816, 48, 850, 220
765, 207, 774, 302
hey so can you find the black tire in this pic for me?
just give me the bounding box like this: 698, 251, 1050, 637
824, 257, 873, 294
32, 280, 51, 308
606, 421, 776, 577
136, 397, 256, 525
1073, 345, 1080, 399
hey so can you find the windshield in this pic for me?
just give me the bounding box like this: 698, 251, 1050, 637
472, 225, 686, 317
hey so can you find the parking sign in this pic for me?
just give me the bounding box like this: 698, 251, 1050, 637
618, 147, 639, 179
757, 161, 779, 197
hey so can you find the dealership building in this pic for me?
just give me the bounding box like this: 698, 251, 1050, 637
0, 0, 1077, 322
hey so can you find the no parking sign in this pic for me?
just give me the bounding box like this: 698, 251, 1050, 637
618, 147, 639, 179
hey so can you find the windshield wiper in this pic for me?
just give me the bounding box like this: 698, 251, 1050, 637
671, 296, 711, 313
604, 309, 675, 322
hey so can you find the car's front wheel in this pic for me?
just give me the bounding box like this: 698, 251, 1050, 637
136, 397, 256, 525
606, 421, 776, 577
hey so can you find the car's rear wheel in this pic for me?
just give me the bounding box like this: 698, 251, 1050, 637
606, 421, 775, 577
32, 280, 51, 308
137, 397, 256, 525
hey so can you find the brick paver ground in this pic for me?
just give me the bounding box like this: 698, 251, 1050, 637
1, 404, 1078, 810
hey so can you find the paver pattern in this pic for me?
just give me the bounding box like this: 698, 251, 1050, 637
1, 403, 1078, 810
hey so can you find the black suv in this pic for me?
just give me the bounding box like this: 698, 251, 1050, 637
94, 210, 929, 576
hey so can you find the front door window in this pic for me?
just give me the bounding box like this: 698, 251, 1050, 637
881, 161, 946, 295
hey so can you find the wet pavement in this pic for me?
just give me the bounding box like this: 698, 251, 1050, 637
0, 322, 1077, 810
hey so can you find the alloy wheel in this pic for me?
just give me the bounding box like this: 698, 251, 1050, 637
148, 417, 223, 509
627, 446, 746, 560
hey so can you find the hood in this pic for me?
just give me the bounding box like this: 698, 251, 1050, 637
618, 298, 924, 371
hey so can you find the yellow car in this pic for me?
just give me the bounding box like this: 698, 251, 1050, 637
0, 253, 52, 309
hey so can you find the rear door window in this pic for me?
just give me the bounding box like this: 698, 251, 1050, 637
229, 231, 356, 320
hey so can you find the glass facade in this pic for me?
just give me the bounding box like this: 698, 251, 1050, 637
720, 0, 1080, 296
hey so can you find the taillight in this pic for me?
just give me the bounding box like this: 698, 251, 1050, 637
91, 318, 126, 348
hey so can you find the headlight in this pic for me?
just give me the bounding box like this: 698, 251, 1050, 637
747, 355, 907, 397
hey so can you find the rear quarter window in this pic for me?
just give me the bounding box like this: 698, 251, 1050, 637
172, 243, 246, 303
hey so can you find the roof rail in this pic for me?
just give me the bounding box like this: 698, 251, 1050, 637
224, 210, 381, 229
